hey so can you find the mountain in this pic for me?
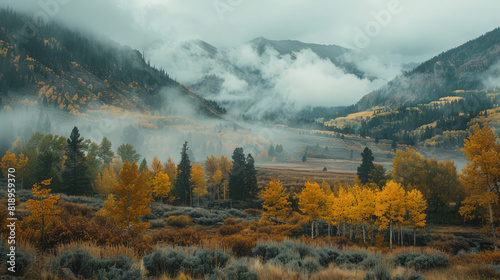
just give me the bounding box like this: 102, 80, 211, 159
185, 37, 385, 119
248, 37, 367, 79
356, 28, 500, 110
0, 8, 226, 118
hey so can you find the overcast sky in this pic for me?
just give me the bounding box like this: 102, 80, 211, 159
1, 0, 499, 63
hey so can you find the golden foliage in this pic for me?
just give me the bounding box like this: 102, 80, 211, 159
0, 151, 28, 177
261, 179, 291, 220
104, 161, 153, 233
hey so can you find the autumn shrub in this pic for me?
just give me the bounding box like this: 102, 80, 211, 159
225, 263, 259, 280
143, 249, 185, 277
252, 243, 281, 261
288, 258, 321, 274
52, 249, 135, 279
392, 271, 425, 280
223, 235, 256, 257
58, 200, 94, 217
198, 216, 226, 226
243, 208, 263, 217
331, 236, 355, 248
465, 251, 500, 265
336, 251, 369, 267
253, 241, 339, 271
152, 228, 201, 246
271, 224, 303, 237
181, 249, 231, 278
315, 247, 341, 266
149, 219, 165, 229
95, 266, 142, 280
224, 217, 237, 225
1, 242, 34, 276
219, 223, 245, 235
166, 215, 192, 227
393, 253, 449, 270
359, 254, 383, 269
363, 263, 391, 280
52, 249, 93, 278
58, 194, 104, 210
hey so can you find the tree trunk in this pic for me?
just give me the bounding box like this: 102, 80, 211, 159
362, 225, 366, 247
413, 230, 416, 246
311, 221, 315, 239
41, 215, 45, 250
389, 220, 393, 250
488, 190, 499, 251
328, 224, 331, 237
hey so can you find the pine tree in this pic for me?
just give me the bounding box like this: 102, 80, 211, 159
245, 153, 258, 200
139, 158, 148, 173
229, 147, 246, 201
116, 144, 141, 164
173, 142, 192, 206
268, 145, 275, 157
36, 109, 51, 134
357, 147, 375, 185
97, 137, 114, 165
62, 127, 92, 195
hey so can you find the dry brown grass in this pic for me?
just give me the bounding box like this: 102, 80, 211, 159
250, 259, 300, 280
420, 264, 500, 280
387, 246, 449, 257
54, 240, 138, 259
309, 265, 366, 280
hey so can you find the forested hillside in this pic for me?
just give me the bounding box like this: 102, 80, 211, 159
356, 28, 500, 110
0, 8, 226, 117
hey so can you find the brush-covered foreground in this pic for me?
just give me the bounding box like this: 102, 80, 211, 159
3, 239, 500, 280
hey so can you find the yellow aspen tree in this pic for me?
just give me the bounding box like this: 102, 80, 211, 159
256, 149, 268, 161
164, 156, 177, 184
334, 187, 355, 238
190, 163, 207, 207
352, 185, 376, 246
375, 181, 406, 249
460, 123, 500, 251
218, 155, 233, 200
153, 172, 172, 203
105, 161, 152, 233
320, 179, 333, 195
298, 181, 327, 239
0, 151, 28, 178
204, 155, 219, 178
205, 155, 220, 199
405, 189, 427, 246
210, 168, 224, 200
23, 178, 61, 248
261, 179, 291, 220
94, 163, 117, 196
391, 149, 425, 189
112, 158, 123, 177
151, 155, 163, 174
